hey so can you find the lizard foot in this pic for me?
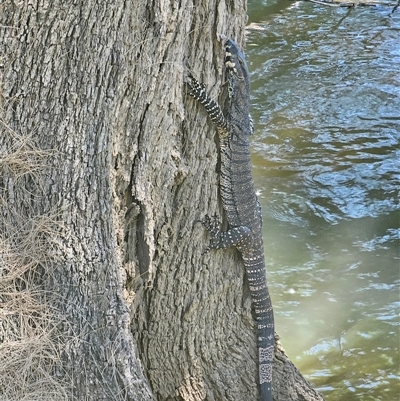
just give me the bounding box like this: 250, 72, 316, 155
187, 74, 206, 100
201, 214, 221, 254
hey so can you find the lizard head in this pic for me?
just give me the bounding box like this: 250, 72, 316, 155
224, 39, 251, 101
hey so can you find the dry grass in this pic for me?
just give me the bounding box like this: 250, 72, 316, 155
0, 318, 69, 401
0, 121, 54, 184
0, 124, 70, 401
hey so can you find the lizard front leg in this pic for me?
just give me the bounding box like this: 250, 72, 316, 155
187, 75, 228, 132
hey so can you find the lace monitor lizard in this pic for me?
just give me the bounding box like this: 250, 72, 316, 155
187, 38, 275, 401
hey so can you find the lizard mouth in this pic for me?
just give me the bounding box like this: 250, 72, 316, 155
224, 38, 247, 82
224, 39, 239, 73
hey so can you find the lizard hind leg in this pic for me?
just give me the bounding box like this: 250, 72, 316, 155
201, 214, 253, 254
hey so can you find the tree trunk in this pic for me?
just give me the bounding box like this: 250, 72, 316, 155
0, 1, 324, 401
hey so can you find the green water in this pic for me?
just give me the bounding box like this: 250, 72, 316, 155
246, 1, 400, 400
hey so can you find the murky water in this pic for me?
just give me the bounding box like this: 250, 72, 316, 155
246, 1, 400, 399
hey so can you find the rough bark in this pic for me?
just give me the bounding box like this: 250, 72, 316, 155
0, 1, 324, 401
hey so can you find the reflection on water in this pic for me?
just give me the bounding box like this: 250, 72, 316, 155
247, 1, 399, 400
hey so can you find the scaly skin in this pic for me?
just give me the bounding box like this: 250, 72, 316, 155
188, 38, 274, 401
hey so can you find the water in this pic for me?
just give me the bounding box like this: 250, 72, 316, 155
246, 1, 400, 399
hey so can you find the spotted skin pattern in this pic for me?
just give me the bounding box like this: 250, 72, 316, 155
188, 39, 274, 401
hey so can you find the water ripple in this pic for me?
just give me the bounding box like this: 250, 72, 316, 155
247, 1, 400, 399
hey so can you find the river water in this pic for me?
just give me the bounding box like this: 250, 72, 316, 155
246, 1, 400, 400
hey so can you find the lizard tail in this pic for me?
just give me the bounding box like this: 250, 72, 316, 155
244, 255, 274, 401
